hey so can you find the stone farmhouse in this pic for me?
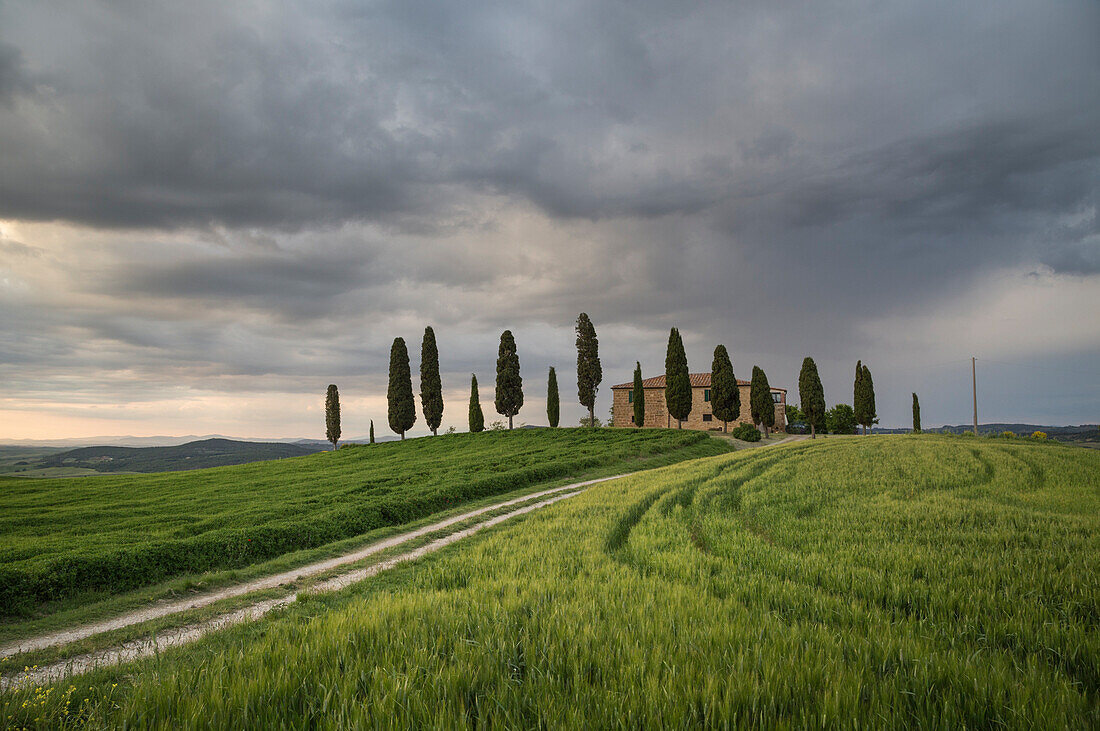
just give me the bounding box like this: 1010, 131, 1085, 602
610, 373, 787, 432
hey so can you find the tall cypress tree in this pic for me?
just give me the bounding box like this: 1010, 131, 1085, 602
387, 337, 416, 439
325, 384, 341, 451
419, 326, 444, 436
575, 313, 602, 428
798, 357, 826, 439
632, 361, 645, 427
912, 392, 921, 433
750, 366, 775, 437
710, 345, 739, 433
547, 367, 560, 428
862, 364, 876, 435
665, 328, 691, 428
495, 330, 523, 429
469, 374, 484, 433
369, 419, 375, 444
853, 360, 866, 435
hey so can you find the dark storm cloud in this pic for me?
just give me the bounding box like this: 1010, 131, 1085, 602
104, 251, 382, 318
1, 0, 1097, 238
1, 0, 1098, 433
0, 42, 32, 104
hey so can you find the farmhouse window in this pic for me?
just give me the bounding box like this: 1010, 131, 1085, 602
772, 393, 782, 403
702, 414, 713, 422
628, 391, 633, 403
704, 389, 711, 402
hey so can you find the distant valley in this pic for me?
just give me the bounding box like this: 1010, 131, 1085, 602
0, 438, 327, 477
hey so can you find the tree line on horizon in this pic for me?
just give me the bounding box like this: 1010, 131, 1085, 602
635, 328, 888, 439
322, 314, 603, 449
323, 315, 903, 450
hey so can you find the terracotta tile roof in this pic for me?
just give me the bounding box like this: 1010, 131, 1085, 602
610, 373, 786, 391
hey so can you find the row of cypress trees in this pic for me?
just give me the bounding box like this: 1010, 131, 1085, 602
632, 328, 779, 435
854, 360, 877, 435
326, 319, 885, 445
325, 313, 604, 445
792, 357, 878, 438
629, 329, 879, 440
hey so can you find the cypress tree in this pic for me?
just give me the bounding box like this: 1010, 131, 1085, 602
912, 392, 921, 433
798, 357, 826, 439
419, 326, 444, 436
575, 313, 602, 428
710, 345, 739, 433
664, 328, 691, 428
750, 366, 775, 437
854, 360, 866, 435
469, 374, 485, 433
632, 361, 645, 427
495, 330, 523, 429
369, 419, 375, 444
547, 367, 560, 428
862, 364, 876, 434
387, 337, 416, 439
325, 384, 341, 451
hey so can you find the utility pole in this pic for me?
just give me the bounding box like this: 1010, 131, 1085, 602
972, 356, 978, 436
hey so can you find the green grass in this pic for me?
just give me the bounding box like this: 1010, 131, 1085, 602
4, 435, 1098, 728
0, 428, 727, 619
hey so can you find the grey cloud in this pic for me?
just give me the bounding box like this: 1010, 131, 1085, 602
110, 255, 376, 306
1, 0, 1099, 434
0, 42, 32, 104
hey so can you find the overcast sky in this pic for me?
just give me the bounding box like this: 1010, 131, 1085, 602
1, 0, 1098, 441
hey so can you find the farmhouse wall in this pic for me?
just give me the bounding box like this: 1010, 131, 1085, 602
611, 384, 786, 433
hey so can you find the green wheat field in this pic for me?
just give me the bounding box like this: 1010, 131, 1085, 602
2, 434, 1099, 728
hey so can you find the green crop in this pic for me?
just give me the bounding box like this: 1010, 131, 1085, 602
3, 435, 1098, 728
0, 428, 724, 618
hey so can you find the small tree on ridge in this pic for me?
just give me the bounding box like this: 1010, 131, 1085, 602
575, 313, 602, 428
798, 357, 825, 439
750, 366, 775, 437
710, 345, 739, 433
325, 384, 341, 451
469, 374, 485, 433
632, 361, 645, 427
419, 326, 444, 436
495, 330, 523, 429
665, 328, 691, 428
387, 337, 416, 439
547, 367, 560, 428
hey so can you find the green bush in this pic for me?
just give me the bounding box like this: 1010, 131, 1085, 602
730, 423, 761, 442
825, 404, 857, 435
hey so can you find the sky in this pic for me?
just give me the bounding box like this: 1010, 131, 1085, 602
1, 0, 1098, 441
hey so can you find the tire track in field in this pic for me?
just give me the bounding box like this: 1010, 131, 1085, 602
0, 474, 629, 667
605, 436, 805, 559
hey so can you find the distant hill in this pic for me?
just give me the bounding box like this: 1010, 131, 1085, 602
28, 438, 326, 474
873, 424, 1098, 442
1, 433, 402, 448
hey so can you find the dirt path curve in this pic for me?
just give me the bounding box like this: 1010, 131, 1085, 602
0, 474, 626, 663
1, 479, 614, 690
2, 435, 809, 690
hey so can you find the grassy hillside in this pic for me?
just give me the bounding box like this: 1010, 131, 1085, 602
7, 435, 1096, 728
0, 429, 725, 617
28, 438, 324, 474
